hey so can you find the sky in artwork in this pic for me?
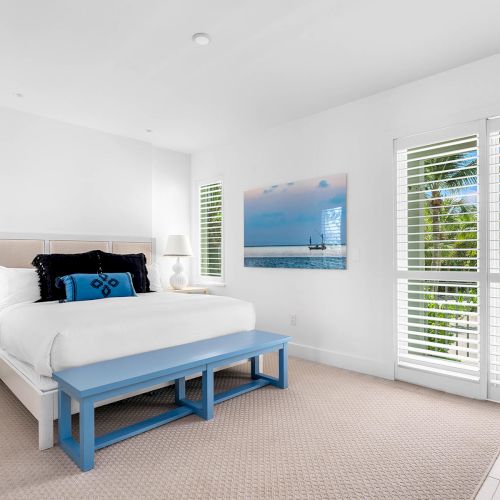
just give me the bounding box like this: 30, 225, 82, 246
244, 174, 347, 247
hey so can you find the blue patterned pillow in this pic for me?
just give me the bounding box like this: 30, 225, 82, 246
55, 273, 137, 302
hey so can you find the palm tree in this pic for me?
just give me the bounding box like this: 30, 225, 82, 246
407, 148, 477, 269
406, 142, 478, 357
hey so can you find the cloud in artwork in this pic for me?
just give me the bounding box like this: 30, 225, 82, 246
244, 173, 347, 246
263, 185, 279, 194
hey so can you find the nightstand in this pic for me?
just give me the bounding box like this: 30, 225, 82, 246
168, 286, 209, 295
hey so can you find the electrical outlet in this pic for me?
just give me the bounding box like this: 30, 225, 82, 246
290, 313, 297, 326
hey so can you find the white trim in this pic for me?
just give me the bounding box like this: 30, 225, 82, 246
488, 118, 500, 399
478, 118, 489, 399
289, 342, 394, 380
392, 134, 399, 383
394, 120, 481, 151
489, 384, 500, 402
395, 363, 482, 399
487, 116, 500, 131
394, 120, 486, 397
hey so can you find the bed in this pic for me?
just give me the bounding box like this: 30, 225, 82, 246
0, 233, 255, 450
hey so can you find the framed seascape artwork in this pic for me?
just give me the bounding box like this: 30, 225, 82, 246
244, 174, 347, 269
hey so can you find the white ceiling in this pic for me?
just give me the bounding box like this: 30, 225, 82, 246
1, 0, 500, 153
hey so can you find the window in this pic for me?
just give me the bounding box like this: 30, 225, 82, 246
396, 131, 481, 382
397, 135, 479, 273
199, 180, 223, 281
489, 121, 500, 392
395, 119, 500, 401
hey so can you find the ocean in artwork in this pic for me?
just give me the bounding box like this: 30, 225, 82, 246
244, 174, 347, 269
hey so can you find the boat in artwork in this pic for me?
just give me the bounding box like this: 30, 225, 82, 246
308, 235, 326, 251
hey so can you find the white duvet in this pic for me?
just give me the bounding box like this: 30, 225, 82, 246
0, 292, 255, 377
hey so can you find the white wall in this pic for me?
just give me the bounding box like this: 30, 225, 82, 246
152, 147, 191, 286
0, 107, 191, 276
0, 107, 154, 237
191, 53, 500, 380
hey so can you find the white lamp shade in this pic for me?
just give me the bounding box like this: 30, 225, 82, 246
164, 235, 193, 256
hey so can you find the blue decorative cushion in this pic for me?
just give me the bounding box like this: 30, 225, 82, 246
55, 273, 137, 302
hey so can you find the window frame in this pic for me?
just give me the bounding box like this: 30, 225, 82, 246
487, 116, 500, 402
195, 177, 225, 286
393, 119, 489, 399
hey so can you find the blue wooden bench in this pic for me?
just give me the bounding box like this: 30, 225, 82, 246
52, 330, 291, 471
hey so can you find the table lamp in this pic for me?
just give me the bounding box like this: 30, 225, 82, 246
164, 235, 193, 290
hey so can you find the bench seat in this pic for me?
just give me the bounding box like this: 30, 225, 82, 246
52, 330, 291, 471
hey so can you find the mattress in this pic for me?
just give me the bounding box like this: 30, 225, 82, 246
0, 292, 256, 377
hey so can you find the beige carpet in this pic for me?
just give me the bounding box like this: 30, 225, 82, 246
0, 356, 499, 500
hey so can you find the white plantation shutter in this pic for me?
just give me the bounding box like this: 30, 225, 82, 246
396, 135, 479, 272
396, 132, 481, 381
489, 123, 500, 388
489, 284, 500, 386
199, 181, 223, 279
397, 279, 480, 380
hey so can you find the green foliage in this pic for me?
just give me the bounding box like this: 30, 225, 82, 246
406, 144, 478, 360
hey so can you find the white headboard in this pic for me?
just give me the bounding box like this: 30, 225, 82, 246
0, 233, 155, 268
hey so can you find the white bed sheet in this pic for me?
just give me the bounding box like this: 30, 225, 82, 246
0, 292, 256, 377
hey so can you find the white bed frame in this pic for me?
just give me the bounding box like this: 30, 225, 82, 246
0, 353, 57, 449
0, 233, 159, 450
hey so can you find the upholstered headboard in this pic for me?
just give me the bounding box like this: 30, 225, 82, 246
0, 234, 155, 268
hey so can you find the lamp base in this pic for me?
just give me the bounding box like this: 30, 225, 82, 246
169, 257, 188, 290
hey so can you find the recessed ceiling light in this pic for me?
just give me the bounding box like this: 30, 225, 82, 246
192, 33, 211, 46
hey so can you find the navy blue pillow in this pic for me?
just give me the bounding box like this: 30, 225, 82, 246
97, 251, 150, 293
55, 273, 137, 302
32, 251, 100, 302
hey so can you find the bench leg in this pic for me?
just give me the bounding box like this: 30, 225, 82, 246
79, 399, 95, 472
278, 344, 288, 389
58, 389, 72, 443
201, 367, 214, 420
175, 377, 186, 404
250, 355, 260, 379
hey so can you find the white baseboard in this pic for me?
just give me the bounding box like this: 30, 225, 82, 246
288, 342, 394, 380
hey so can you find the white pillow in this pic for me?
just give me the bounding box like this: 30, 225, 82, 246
0, 267, 40, 311
147, 263, 163, 292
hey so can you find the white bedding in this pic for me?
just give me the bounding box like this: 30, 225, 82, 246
0, 292, 255, 377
